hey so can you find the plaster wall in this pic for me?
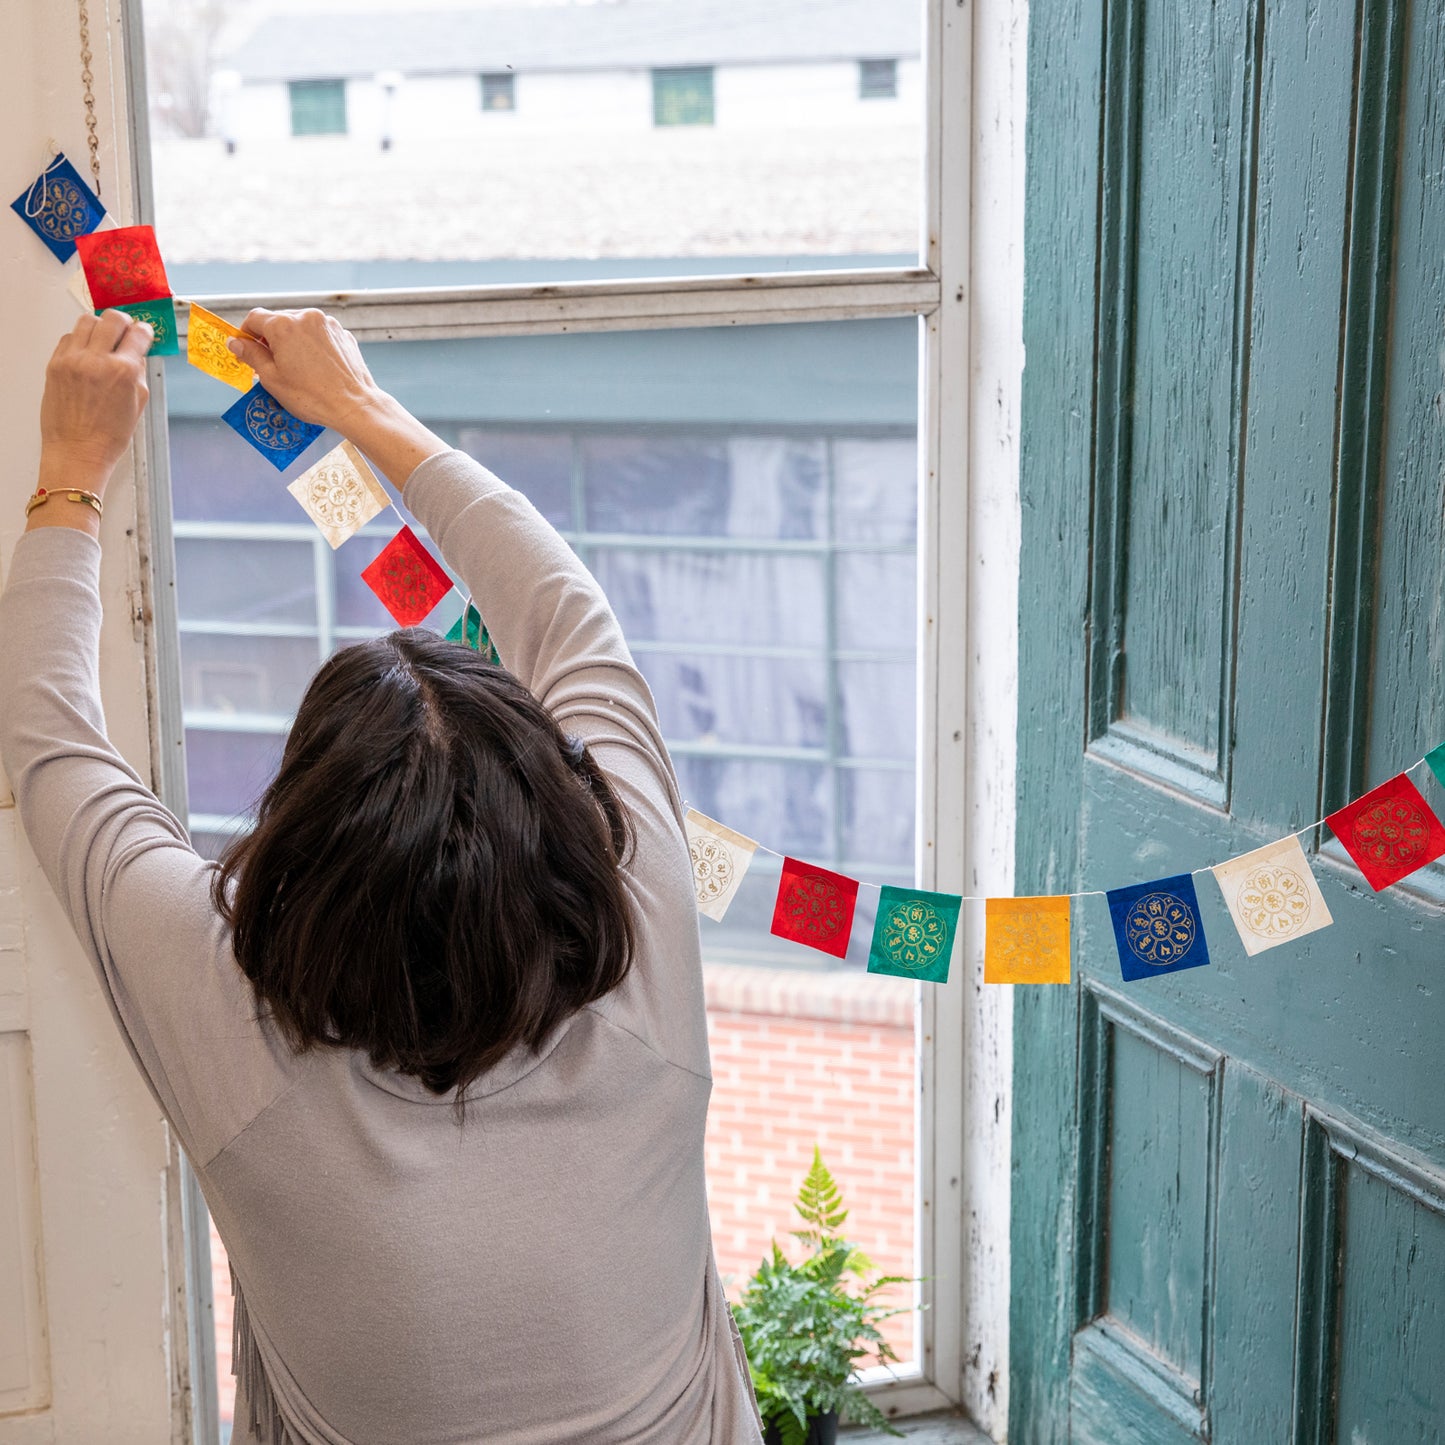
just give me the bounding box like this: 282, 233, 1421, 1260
0, 0, 179, 1440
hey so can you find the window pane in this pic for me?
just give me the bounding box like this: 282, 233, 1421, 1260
838, 660, 915, 762
592, 549, 828, 649
145, 3, 922, 285
175, 538, 316, 626
481, 72, 515, 112
288, 79, 347, 135
167, 415, 320, 524
841, 767, 915, 871
835, 435, 917, 544
180, 632, 320, 716
859, 58, 898, 99
454, 428, 574, 528
642, 651, 828, 749
653, 67, 715, 126
836, 551, 915, 650
183, 728, 284, 819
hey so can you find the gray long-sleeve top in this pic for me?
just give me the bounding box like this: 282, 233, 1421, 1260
0, 449, 763, 1445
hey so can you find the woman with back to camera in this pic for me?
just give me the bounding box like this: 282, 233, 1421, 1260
0, 305, 764, 1444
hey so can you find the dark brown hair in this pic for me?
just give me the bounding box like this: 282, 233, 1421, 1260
212, 629, 635, 1103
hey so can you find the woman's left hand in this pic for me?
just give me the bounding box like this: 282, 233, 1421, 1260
39, 309, 154, 492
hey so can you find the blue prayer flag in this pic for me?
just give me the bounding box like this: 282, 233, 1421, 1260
221, 384, 325, 471
11, 154, 105, 262
1106, 873, 1211, 982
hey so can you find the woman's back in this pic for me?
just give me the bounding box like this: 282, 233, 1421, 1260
0, 404, 761, 1443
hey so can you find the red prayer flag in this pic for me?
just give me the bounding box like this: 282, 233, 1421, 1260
770, 857, 860, 959
360, 526, 453, 627
1326, 774, 1445, 891
74, 224, 170, 308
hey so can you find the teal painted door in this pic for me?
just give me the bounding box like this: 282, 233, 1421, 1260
1011, 1, 1445, 1442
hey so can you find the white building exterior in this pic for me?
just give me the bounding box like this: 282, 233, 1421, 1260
214, 0, 921, 144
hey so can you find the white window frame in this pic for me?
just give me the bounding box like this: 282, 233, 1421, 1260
122, 0, 977, 1433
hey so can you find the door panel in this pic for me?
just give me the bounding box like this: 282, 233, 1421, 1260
1013, 0, 1445, 1440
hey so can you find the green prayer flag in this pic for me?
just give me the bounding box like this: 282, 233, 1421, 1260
867, 885, 961, 984
445, 602, 501, 665
101, 297, 180, 356
1427, 740, 1445, 792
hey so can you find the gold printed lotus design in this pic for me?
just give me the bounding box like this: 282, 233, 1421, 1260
782, 877, 848, 942
87, 235, 158, 301
244, 391, 308, 452
1351, 798, 1430, 873
1237, 864, 1310, 940
35, 177, 89, 241
689, 835, 735, 906
879, 898, 949, 970
303, 464, 368, 530
1124, 892, 1195, 966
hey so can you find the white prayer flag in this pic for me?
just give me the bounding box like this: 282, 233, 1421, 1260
1211, 835, 1332, 956
684, 808, 759, 921
286, 440, 390, 549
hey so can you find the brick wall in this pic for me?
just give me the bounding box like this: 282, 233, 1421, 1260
211, 963, 916, 1429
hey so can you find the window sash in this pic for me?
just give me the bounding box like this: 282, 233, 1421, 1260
127, 0, 970, 1427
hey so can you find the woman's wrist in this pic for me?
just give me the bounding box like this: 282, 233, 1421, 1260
336, 391, 450, 493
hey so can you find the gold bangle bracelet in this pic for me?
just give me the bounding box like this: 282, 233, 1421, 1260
25, 487, 103, 519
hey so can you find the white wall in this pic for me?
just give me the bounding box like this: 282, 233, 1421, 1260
0, 1, 180, 1440
225, 58, 924, 145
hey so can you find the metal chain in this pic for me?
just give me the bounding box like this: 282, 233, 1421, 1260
77, 0, 102, 197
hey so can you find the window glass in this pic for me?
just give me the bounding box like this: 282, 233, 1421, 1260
288, 78, 346, 135
180, 632, 320, 717
146, 1, 922, 288
860, 58, 899, 99
653, 66, 715, 126
174, 538, 316, 625
481, 72, 515, 112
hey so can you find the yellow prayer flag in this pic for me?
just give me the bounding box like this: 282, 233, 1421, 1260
985, 895, 1071, 984
187, 302, 254, 391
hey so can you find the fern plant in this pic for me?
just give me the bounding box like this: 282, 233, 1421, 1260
731, 1148, 912, 1444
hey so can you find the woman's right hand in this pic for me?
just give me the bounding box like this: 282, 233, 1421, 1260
226, 307, 385, 435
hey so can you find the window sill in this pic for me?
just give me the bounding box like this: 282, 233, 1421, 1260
841, 1410, 993, 1443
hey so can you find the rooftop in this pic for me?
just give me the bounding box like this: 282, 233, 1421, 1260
222, 0, 921, 81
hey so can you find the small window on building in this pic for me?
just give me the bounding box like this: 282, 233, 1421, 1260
289, 79, 347, 136
481, 72, 515, 111
859, 59, 898, 100
652, 67, 714, 126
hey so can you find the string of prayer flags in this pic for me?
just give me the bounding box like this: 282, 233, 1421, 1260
223, 383, 325, 471
105, 298, 180, 357
985, 896, 1071, 984
684, 808, 759, 921
11, 153, 105, 261
287, 441, 390, 549
1106, 874, 1210, 982
445, 601, 503, 666
1325, 774, 1445, 892
1211, 836, 1332, 956
771, 857, 859, 959
1427, 741, 1445, 793
868, 886, 960, 983
187, 303, 255, 391
361, 524, 454, 627
75, 224, 170, 309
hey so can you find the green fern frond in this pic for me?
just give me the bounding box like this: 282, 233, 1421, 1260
791, 1145, 849, 1251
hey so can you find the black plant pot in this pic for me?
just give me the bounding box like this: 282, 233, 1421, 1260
763, 1410, 839, 1445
